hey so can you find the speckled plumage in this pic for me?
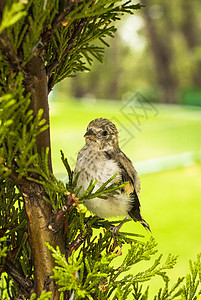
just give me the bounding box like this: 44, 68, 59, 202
74, 118, 150, 231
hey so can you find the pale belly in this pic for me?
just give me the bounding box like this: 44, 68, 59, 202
74, 147, 131, 218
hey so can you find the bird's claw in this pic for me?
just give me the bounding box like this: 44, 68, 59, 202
109, 222, 124, 243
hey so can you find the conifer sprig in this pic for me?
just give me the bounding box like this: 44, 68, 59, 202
0, 0, 144, 90
46, 235, 201, 300
0, 86, 48, 178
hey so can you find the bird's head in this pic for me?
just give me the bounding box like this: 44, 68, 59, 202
84, 118, 119, 150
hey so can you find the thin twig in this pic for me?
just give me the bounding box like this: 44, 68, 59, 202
67, 232, 85, 258
48, 194, 79, 234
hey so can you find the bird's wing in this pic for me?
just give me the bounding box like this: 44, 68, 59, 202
105, 150, 140, 195
105, 150, 150, 231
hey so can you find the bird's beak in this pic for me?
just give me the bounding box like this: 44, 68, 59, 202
84, 129, 96, 140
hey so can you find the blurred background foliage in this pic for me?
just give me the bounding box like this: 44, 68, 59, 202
49, 0, 201, 297
53, 0, 201, 105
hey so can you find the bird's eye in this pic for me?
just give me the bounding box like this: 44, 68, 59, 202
102, 130, 108, 137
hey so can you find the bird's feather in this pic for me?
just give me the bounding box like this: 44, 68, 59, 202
105, 149, 140, 195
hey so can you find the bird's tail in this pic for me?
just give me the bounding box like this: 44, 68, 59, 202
129, 190, 151, 232
129, 209, 151, 232
140, 219, 151, 232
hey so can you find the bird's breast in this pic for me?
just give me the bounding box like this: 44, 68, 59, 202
75, 147, 120, 194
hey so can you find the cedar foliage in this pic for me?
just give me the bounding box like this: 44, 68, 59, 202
0, 1, 200, 299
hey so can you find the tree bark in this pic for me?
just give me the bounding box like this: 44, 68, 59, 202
25, 56, 52, 172
21, 181, 60, 298
141, 0, 178, 104
22, 55, 66, 298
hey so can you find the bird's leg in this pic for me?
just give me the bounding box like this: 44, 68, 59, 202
107, 219, 126, 251
109, 217, 127, 241
111, 221, 124, 236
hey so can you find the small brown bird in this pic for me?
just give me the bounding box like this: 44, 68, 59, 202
74, 118, 150, 231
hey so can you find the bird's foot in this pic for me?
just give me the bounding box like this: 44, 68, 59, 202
107, 222, 124, 252
109, 222, 124, 244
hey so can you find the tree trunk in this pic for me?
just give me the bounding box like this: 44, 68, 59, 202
141, 0, 178, 104
107, 35, 122, 100
180, 0, 201, 87
25, 56, 52, 171
22, 56, 65, 299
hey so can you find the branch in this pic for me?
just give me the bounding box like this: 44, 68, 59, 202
4, 259, 34, 298
8, 169, 29, 187
0, 0, 5, 23
46, 17, 88, 84
67, 232, 85, 258
0, 30, 22, 71
48, 193, 78, 234
42, 0, 82, 45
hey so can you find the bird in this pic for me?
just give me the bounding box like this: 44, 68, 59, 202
74, 118, 150, 232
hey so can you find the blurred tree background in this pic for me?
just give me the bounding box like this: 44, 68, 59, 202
54, 0, 201, 105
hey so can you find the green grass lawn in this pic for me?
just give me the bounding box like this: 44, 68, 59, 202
50, 98, 201, 297
50, 98, 201, 174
